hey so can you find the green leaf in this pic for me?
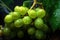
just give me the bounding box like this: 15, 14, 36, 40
55, 0, 60, 9
49, 0, 60, 32
23, 1, 33, 8
50, 9, 60, 31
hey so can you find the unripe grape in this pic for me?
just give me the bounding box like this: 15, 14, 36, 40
10, 12, 20, 20
23, 16, 32, 25
35, 30, 44, 39
4, 15, 13, 23
14, 6, 20, 12
3, 27, 11, 36
14, 19, 23, 28
36, 9, 46, 18
34, 18, 44, 29
27, 27, 35, 35
0, 30, 2, 36
35, 8, 41, 11
19, 6, 28, 16
28, 9, 37, 19
41, 24, 48, 32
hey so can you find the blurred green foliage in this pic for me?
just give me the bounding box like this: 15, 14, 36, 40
49, 0, 60, 32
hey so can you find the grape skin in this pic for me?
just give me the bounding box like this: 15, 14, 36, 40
14, 19, 23, 28
27, 27, 35, 35
34, 18, 44, 29
28, 9, 37, 19
23, 16, 32, 25
4, 15, 13, 23
36, 9, 46, 18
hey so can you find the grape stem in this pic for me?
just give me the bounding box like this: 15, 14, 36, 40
30, 0, 37, 9
30, 0, 44, 9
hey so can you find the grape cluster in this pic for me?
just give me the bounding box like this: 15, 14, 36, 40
2, 6, 49, 40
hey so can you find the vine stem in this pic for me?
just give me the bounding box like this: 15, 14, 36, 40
30, 0, 44, 9
0, 0, 12, 12
30, 0, 37, 9
37, 2, 44, 9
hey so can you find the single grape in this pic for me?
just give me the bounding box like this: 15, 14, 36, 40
14, 6, 20, 12
35, 30, 44, 39
9, 23, 15, 29
27, 27, 35, 35
10, 12, 20, 20
35, 8, 41, 11
17, 31, 24, 38
23, 16, 32, 25
4, 15, 13, 23
0, 30, 2, 36
28, 9, 37, 19
9, 12, 13, 15
34, 18, 44, 29
36, 9, 46, 18
3, 27, 11, 36
41, 24, 48, 32
19, 6, 28, 16
14, 19, 23, 28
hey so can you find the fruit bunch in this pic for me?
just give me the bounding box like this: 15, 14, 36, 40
2, 6, 49, 40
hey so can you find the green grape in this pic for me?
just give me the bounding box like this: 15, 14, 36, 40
17, 31, 24, 38
36, 9, 46, 18
35, 8, 41, 11
41, 24, 48, 32
14, 6, 20, 12
14, 6, 28, 16
9, 23, 15, 29
23, 16, 32, 25
14, 19, 23, 28
34, 18, 44, 29
0, 29, 2, 36
19, 6, 28, 16
27, 27, 35, 35
28, 9, 37, 19
3, 27, 11, 36
4, 15, 13, 23
35, 30, 44, 39
9, 12, 13, 15
10, 12, 20, 20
